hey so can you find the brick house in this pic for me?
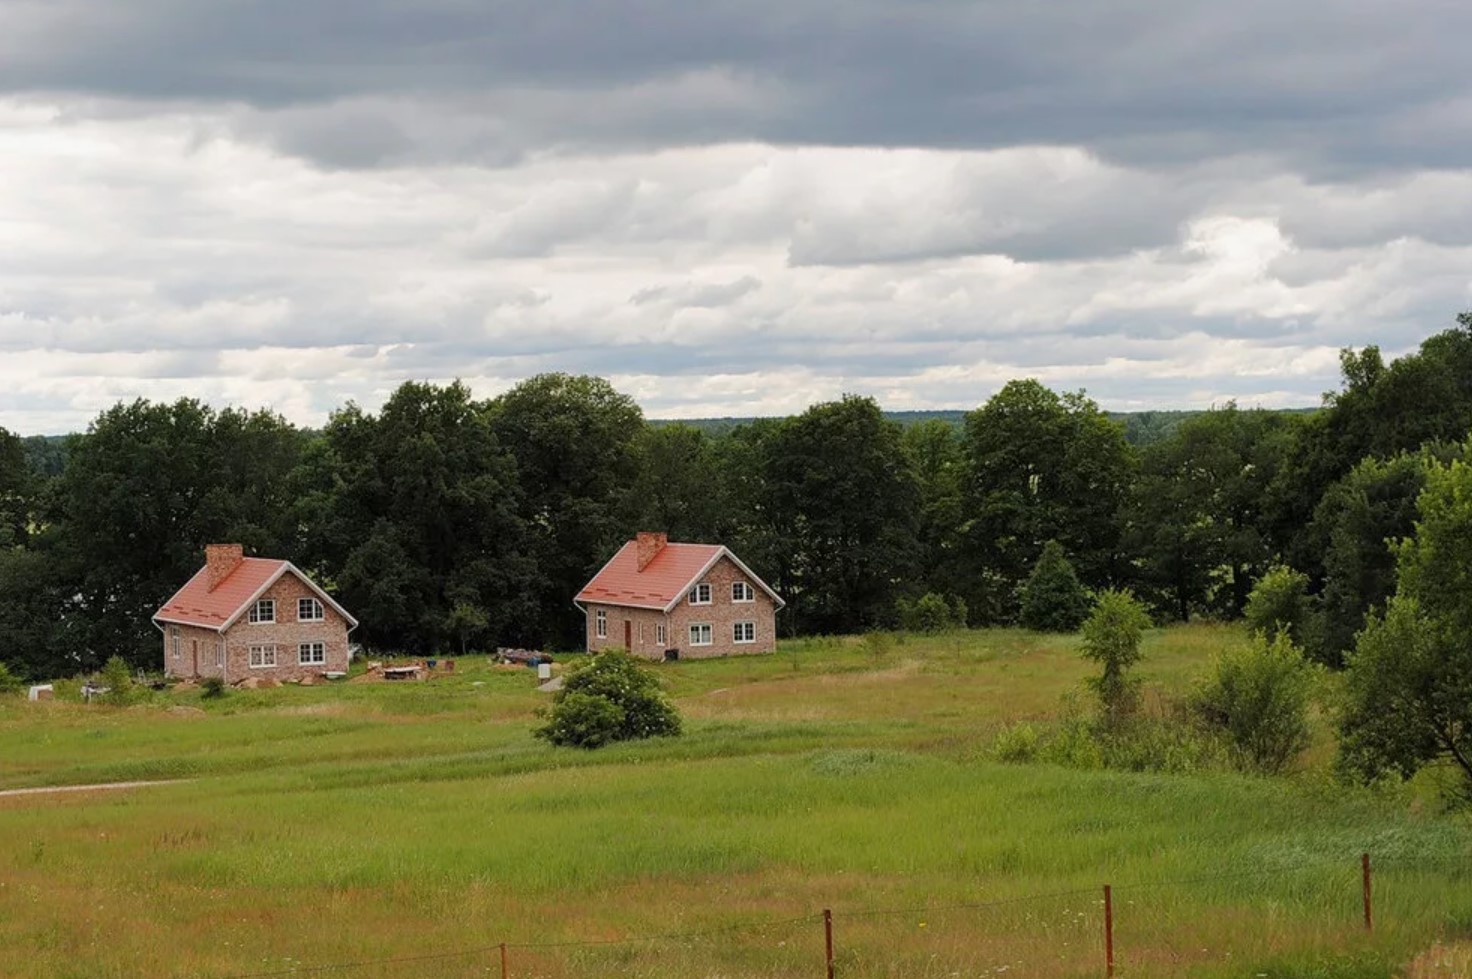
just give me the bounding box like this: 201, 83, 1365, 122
152, 544, 358, 683
575, 532, 784, 659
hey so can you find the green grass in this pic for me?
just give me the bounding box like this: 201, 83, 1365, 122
0, 624, 1467, 979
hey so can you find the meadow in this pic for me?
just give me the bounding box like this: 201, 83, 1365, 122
1, 625, 1468, 979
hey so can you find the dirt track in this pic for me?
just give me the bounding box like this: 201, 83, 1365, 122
0, 780, 184, 799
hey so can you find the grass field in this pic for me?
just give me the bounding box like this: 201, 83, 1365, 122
1, 625, 1468, 979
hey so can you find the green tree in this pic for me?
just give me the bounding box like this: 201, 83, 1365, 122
963, 381, 1134, 621
489, 374, 645, 648
0, 425, 30, 548
100, 655, 133, 706
763, 396, 920, 634
902, 420, 967, 605
1019, 540, 1091, 632
1192, 632, 1314, 774
896, 592, 966, 632
632, 424, 727, 543
1079, 589, 1151, 726
536, 650, 681, 747
304, 382, 534, 653
1340, 452, 1472, 797
1243, 565, 1317, 653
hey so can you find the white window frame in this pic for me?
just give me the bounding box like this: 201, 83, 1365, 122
734, 621, 756, 644
595, 609, 607, 639
248, 599, 275, 624
248, 644, 277, 668
297, 597, 324, 622
689, 623, 713, 646
171, 626, 181, 661
688, 583, 712, 606
732, 581, 755, 603
299, 642, 326, 666
215, 640, 225, 667
656, 622, 667, 646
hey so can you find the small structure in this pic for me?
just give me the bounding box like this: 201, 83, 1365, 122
574, 532, 783, 659
27, 684, 53, 701
152, 544, 358, 684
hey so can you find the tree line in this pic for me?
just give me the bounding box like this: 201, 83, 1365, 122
2, 314, 1471, 684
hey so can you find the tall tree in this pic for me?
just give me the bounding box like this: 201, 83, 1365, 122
963, 381, 1134, 621
764, 395, 919, 634
633, 424, 726, 543
0, 425, 29, 548
303, 381, 533, 653
488, 374, 644, 648
902, 419, 967, 606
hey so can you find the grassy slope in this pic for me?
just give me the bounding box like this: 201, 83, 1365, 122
0, 625, 1467, 979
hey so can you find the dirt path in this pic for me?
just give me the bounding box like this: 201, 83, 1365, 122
0, 780, 186, 799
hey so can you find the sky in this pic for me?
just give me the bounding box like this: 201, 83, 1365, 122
2, 0, 1471, 434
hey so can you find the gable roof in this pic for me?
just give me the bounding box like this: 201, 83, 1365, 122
575, 540, 784, 613
153, 558, 358, 633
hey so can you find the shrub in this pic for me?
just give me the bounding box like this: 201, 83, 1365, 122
1080, 589, 1151, 726
1019, 541, 1091, 631
896, 592, 966, 632
536, 651, 681, 748
1192, 632, 1314, 774
860, 631, 895, 661
1244, 565, 1318, 651
100, 656, 134, 707
0, 661, 21, 695
200, 676, 227, 700
992, 722, 1040, 763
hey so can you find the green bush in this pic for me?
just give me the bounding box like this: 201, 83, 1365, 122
100, 656, 134, 707
200, 676, 227, 700
1192, 632, 1314, 774
992, 722, 1040, 763
0, 661, 21, 695
896, 592, 967, 632
536, 651, 681, 748
1019, 541, 1091, 631
1079, 589, 1151, 725
1244, 565, 1318, 652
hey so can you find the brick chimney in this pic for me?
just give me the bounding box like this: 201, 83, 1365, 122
635, 532, 668, 572
205, 543, 244, 592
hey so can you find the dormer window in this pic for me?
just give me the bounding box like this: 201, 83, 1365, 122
688, 583, 712, 605
248, 599, 275, 624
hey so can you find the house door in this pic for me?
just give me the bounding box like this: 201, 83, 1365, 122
191, 640, 199, 678
624, 620, 632, 650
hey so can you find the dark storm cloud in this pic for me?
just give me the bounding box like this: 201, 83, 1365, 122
5, 0, 1470, 174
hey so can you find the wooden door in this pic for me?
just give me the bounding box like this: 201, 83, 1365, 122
624, 620, 632, 650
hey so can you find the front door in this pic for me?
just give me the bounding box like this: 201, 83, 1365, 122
191, 639, 199, 678
624, 620, 632, 650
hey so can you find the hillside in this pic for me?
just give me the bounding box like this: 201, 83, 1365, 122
1, 625, 1466, 979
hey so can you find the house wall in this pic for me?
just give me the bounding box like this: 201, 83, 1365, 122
161, 623, 229, 680
221, 572, 352, 682
584, 555, 778, 660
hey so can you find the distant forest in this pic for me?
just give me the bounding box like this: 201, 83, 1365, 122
2, 314, 1470, 681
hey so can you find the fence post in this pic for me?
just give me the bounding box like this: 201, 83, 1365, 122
1104, 884, 1114, 978
824, 908, 835, 979
500, 941, 508, 979
1362, 853, 1373, 933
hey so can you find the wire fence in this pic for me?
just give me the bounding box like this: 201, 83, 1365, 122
210, 852, 1469, 979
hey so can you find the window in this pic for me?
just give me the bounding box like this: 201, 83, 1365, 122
688, 583, 712, 605
689, 623, 713, 646
656, 622, 667, 646
734, 621, 756, 644
732, 581, 755, 603
298, 597, 324, 622
249, 599, 275, 624
595, 609, 607, 639
299, 642, 325, 665
171, 627, 181, 661
248, 644, 277, 668
215, 641, 225, 667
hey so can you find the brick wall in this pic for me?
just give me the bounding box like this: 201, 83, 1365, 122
221, 571, 352, 682
583, 555, 778, 660
161, 622, 228, 679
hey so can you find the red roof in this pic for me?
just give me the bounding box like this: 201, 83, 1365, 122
576, 541, 724, 609
153, 558, 289, 629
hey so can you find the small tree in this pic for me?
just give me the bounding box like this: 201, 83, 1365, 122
100, 655, 133, 707
1079, 589, 1151, 725
536, 651, 681, 748
1019, 541, 1091, 631
445, 600, 489, 655
1192, 632, 1314, 774
1243, 565, 1317, 652
896, 592, 964, 632
0, 660, 20, 695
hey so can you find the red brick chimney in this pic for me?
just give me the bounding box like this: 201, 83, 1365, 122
635, 532, 668, 572
205, 543, 244, 592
